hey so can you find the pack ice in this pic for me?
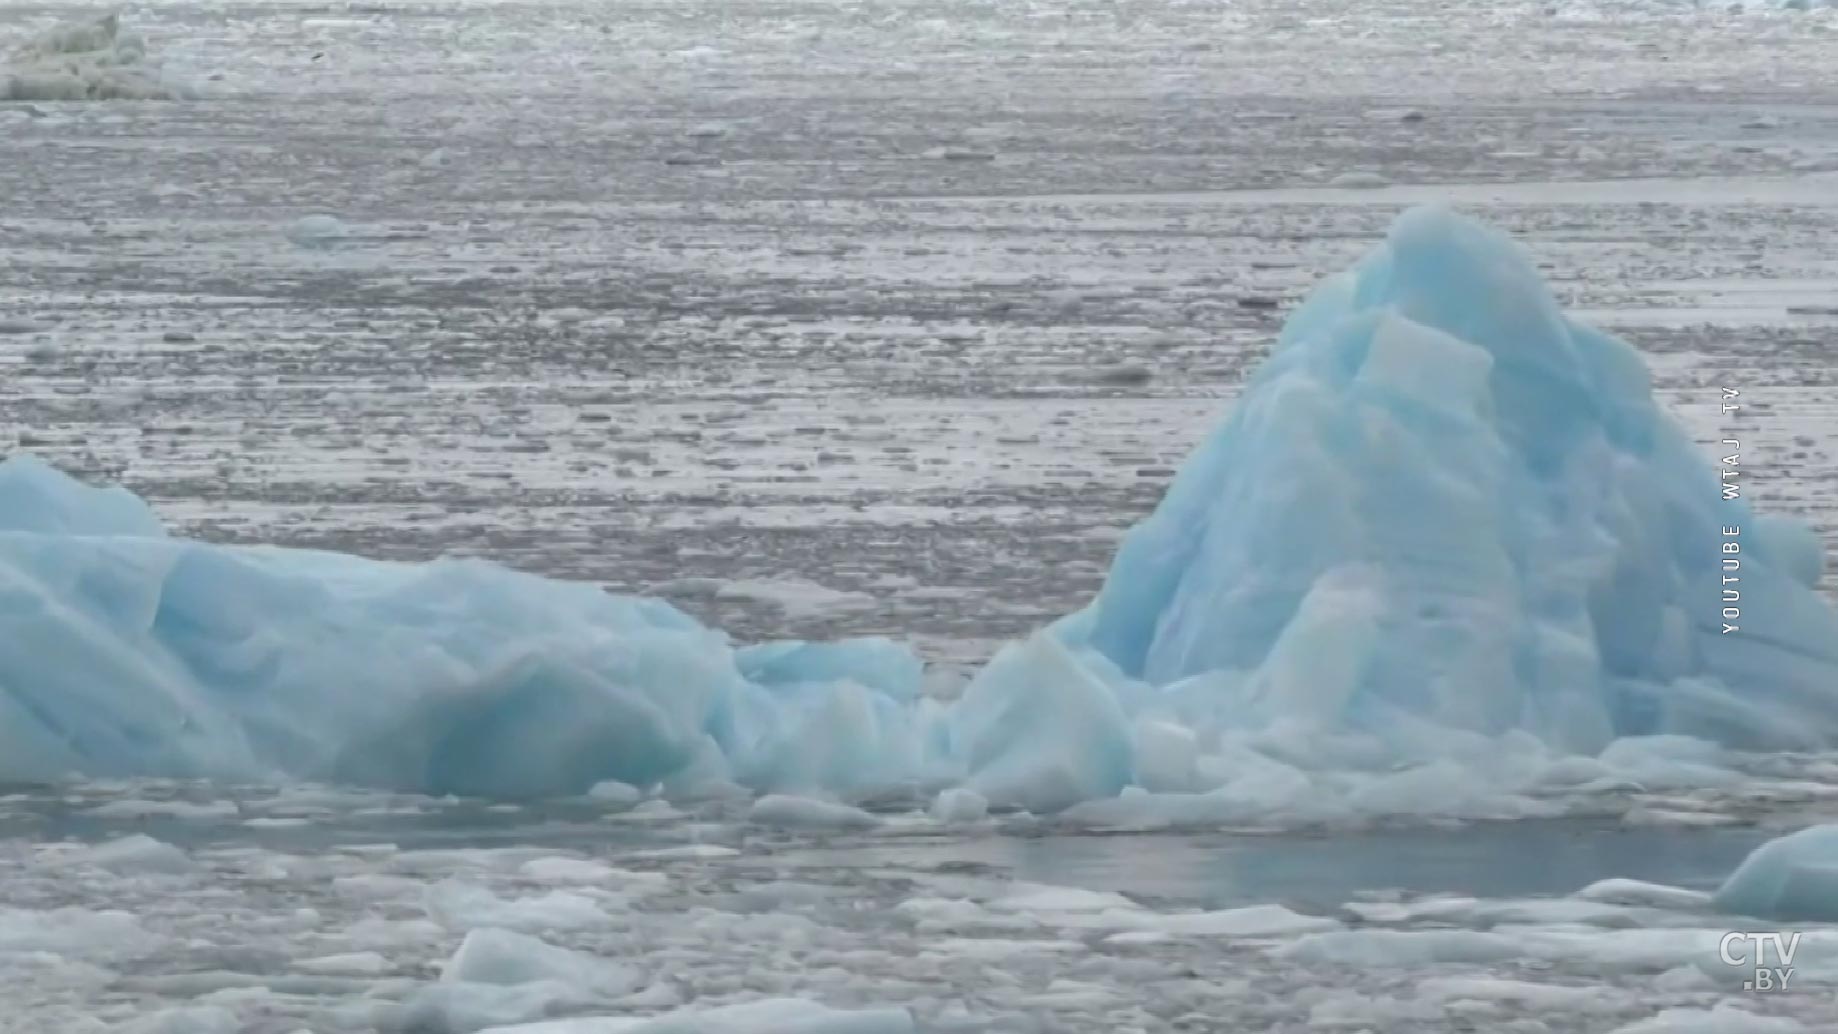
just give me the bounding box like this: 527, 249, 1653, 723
3, 206, 1835, 810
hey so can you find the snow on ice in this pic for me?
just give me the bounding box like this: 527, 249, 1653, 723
3, 206, 1837, 822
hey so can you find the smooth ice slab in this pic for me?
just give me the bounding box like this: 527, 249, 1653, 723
3, 206, 1837, 810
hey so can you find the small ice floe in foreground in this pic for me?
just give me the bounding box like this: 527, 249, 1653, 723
287, 213, 350, 249
1, 14, 190, 102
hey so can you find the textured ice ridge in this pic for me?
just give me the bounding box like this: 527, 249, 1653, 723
1, 14, 190, 103
1060, 204, 1838, 766
3, 206, 1835, 808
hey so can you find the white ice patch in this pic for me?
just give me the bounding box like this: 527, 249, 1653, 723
442, 928, 639, 995
70, 835, 194, 875
1576, 879, 1715, 912
0, 907, 161, 959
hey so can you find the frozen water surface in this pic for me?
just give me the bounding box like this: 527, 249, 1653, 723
6, 0, 1838, 1028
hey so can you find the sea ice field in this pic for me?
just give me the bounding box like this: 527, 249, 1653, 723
5, 0, 1838, 1031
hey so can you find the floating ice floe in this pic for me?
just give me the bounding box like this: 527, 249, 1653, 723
1, 15, 190, 102
287, 213, 351, 249
2, 206, 1836, 819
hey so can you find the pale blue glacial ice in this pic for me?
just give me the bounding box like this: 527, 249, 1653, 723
1715, 824, 1838, 922
0, 457, 938, 797
3, 206, 1836, 810
1062, 205, 1838, 763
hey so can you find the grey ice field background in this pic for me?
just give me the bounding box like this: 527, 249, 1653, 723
4, 0, 1838, 1031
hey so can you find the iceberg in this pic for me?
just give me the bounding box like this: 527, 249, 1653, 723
2, 205, 1835, 809
1714, 824, 1838, 922
1060, 205, 1838, 764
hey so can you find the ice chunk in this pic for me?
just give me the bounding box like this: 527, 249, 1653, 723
0, 485, 937, 797
287, 214, 349, 249
72, 834, 194, 874
948, 632, 1133, 812
1713, 823, 1838, 921
0, 454, 163, 536
1131, 718, 1200, 793
0, 907, 161, 958
748, 794, 880, 830
1067, 205, 1838, 760
736, 639, 922, 701
1574, 878, 1713, 912
1, 15, 189, 102
929, 787, 988, 823
442, 928, 637, 995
